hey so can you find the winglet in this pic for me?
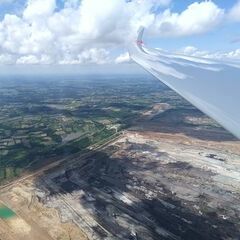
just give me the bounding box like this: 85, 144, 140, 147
136, 27, 144, 46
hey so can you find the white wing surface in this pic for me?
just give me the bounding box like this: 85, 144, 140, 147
129, 28, 240, 139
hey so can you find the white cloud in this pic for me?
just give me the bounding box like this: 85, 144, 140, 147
16, 55, 40, 64
115, 52, 130, 64
178, 46, 240, 60
77, 48, 110, 64
0, 0, 231, 65
0, 0, 162, 64
229, 0, 240, 22
0, 53, 15, 64
59, 48, 110, 64
152, 1, 224, 37
178, 46, 208, 57
16, 54, 53, 64
23, 0, 56, 20
180, 46, 198, 55
211, 49, 240, 60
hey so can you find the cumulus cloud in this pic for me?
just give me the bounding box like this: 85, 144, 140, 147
0, 0, 162, 64
0, 0, 231, 65
212, 49, 240, 60
180, 46, 198, 55
115, 52, 130, 64
23, 0, 56, 20
16, 54, 53, 64
229, 0, 240, 22
59, 48, 110, 64
151, 1, 224, 37
178, 46, 240, 60
178, 46, 208, 57
0, 53, 15, 64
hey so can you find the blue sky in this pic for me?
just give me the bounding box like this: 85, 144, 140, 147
0, 0, 240, 66
147, 0, 240, 51
171, 0, 236, 11
0, 0, 25, 18
149, 22, 240, 52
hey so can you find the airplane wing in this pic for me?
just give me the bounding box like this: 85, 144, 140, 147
129, 28, 240, 139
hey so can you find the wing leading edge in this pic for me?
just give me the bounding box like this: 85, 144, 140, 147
129, 28, 240, 139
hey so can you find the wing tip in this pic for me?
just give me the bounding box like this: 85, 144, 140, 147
137, 27, 145, 45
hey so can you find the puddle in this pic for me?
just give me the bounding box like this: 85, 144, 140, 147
0, 205, 16, 219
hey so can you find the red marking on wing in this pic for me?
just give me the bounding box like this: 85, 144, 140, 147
137, 40, 143, 45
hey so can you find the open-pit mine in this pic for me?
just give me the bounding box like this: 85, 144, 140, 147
0, 102, 239, 240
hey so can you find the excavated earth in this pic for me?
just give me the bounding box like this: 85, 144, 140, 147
0, 106, 240, 240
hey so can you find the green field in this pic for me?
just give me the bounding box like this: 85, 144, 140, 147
0, 75, 172, 183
